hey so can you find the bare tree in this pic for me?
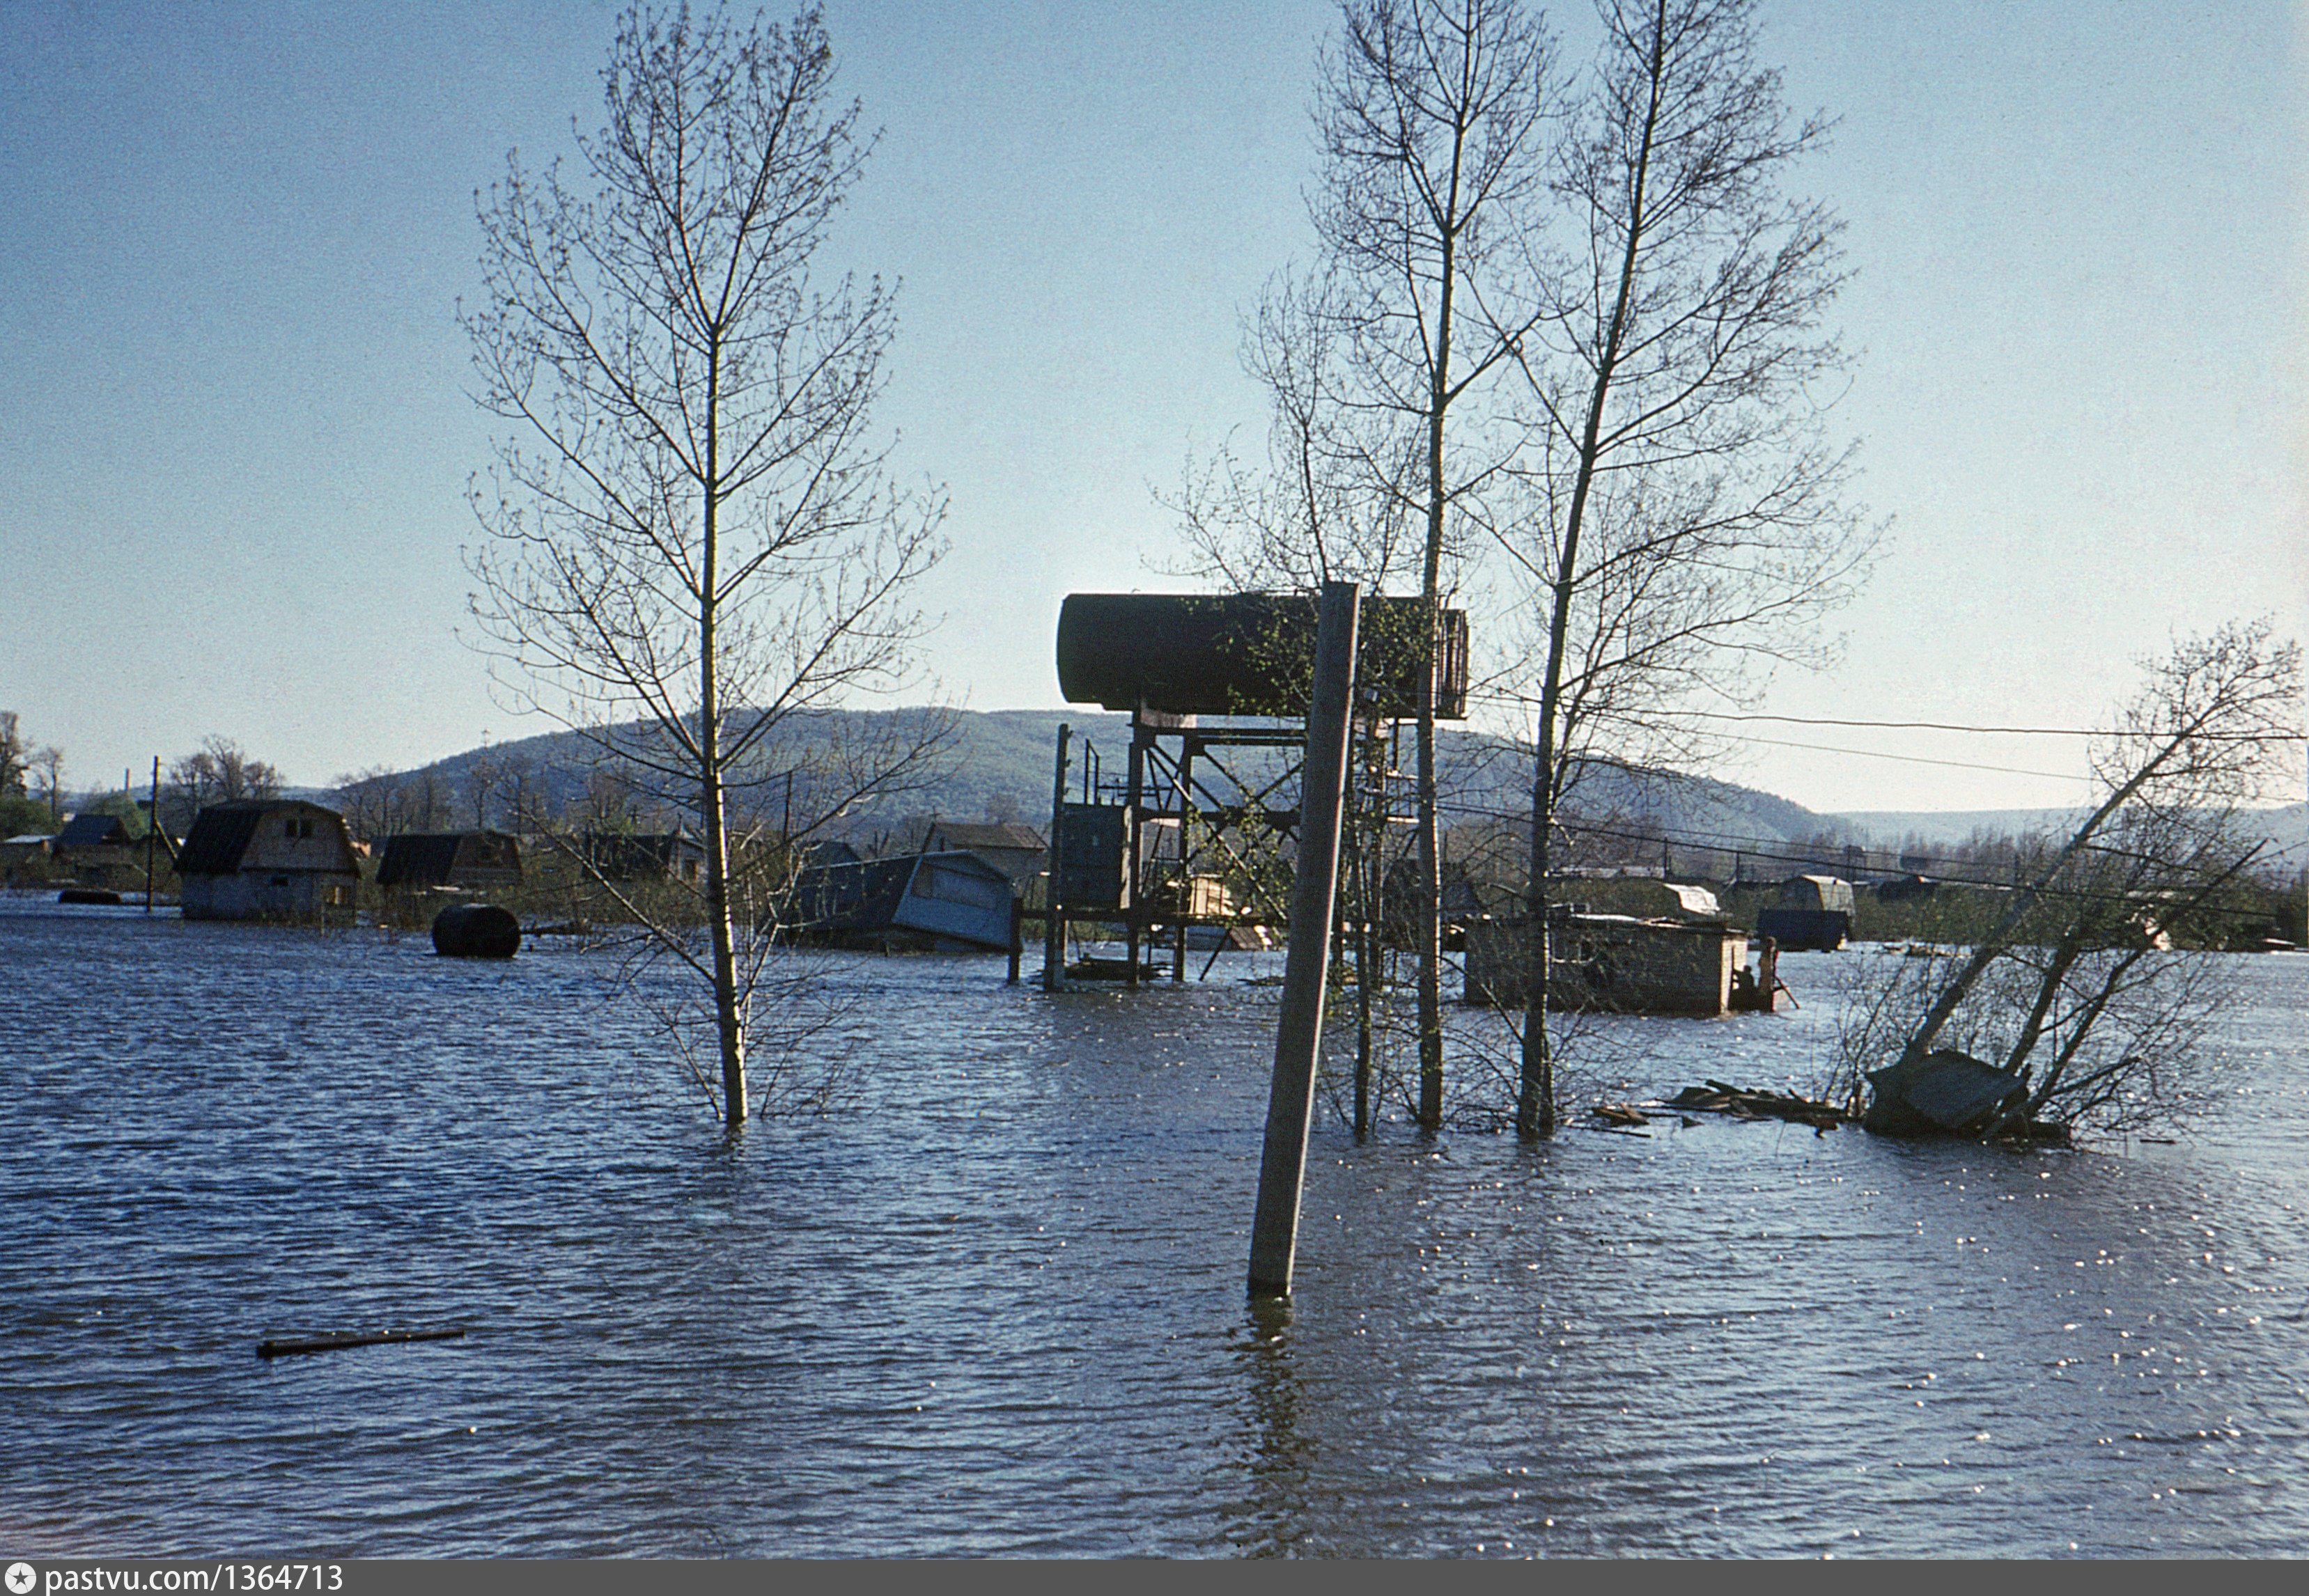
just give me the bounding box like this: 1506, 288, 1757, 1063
1502, 0, 1876, 1136
30, 744, 65, 821
464, 3, 947, 1128
1307, 0, 1555, 1128
166, 736, 285, 830
1842, 620, 2303, 1136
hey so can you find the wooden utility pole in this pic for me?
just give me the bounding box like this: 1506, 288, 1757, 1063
146, 756, 160, 914
1043, 723, 1070, 992
1247, 581, 1360, 1298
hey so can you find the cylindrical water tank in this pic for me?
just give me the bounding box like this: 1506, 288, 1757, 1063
431, 902, 522, 958
1054, 593, 1467, 718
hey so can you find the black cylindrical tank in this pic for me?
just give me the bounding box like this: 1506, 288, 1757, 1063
1054, 593, 1467, 718
431, 903, 522, 958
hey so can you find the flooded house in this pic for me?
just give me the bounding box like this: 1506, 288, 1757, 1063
784, 849, 1016, 952
580, 831, 705, 883
373, 830, 523, 892
1754, 874, 1855, 950
1, 833, 56, 884
50, 813, 139, 886
1463, 904, 1750, 1016
919, 820, 1049, 895
176, 800, 361, 921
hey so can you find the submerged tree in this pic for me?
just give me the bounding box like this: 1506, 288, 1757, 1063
465, 3, 947, 1127
1502, 0, 1876, 1136
1841, 621, 2302, 1137
1303, 0, 1555, 1128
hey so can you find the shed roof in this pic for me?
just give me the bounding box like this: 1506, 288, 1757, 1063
55, 813, 134, 849
927, 820, 1046, 852
374, 830, 519, 887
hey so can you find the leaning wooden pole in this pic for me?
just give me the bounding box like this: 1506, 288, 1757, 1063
1247, 581, 1361, 1298
1043, 723, 1071, 992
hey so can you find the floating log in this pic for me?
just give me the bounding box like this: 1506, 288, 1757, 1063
256, 1327, 467, 1359
431, 903, 521, 958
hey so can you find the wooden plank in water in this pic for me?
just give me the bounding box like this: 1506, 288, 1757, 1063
256, 1327, 468, 1359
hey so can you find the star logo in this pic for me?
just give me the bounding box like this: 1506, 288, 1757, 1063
5, 1562, 36, 1595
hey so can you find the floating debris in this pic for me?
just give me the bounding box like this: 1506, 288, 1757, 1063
1662, 1079, 1847, 1131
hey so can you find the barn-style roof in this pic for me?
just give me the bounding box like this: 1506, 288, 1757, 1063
175, 800, 353, 877
54, 813, 134, 849
375, 834, 464, 887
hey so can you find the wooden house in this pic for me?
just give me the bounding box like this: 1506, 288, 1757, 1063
374, 830, 523, 891
176, 801, 361, 921
51, 813, 139, 885
1463, 912, 1749, 1016
1754, 875, 1854, 951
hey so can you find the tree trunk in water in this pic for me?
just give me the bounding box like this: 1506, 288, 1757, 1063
701, 358, 748, 1129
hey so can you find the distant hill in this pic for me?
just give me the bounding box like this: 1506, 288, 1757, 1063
337, 705, 1849, 853
1835, 804, 2309, 870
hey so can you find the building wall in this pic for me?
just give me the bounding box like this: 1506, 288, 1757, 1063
182, 870, 357, 922
240, 811, 357, 874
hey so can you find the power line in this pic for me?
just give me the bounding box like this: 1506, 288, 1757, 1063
1707, 735, 2089, 782
1462, 687, 2308, 741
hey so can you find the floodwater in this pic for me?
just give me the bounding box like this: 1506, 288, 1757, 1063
3, 893, 2306, 1558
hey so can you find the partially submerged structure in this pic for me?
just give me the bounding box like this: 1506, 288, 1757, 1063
580, 831, 704, 883
176, 801, 361, 921
919, 820, 1048, 895
374, 830, 523, 891
1463, 911, 1750, 1016
1046, 590, 1472, 985
1755, 874, 1853, 951
784, 849, 1016, 952
51, 813, 139, 886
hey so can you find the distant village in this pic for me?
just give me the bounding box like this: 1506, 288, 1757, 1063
7, 709, 2299, 1025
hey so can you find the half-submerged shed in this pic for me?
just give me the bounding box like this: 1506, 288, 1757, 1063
177, 801, 361, 921
374, 830, 523, 891
785, 849, 1015, 952
921, 820, 1048, 893
1463, 912, 1749, 1016
1755, 874, 1854, 951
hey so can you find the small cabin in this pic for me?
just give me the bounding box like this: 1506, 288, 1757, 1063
785, 849, 1016, 952
921, 820, 1049, 893
176, 801, 361, 921
51, 813, 139, 884
374, 830, 523, 891
1754, 874, 1854, 951
1463, 912, 1749, 1016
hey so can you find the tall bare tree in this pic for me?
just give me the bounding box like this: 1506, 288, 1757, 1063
1504, 0, 1875, 1136
465, 3, 947, 1128
1312, 0, 1554, 1128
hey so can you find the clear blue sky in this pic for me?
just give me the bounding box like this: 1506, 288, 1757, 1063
2, 1, 2299, 813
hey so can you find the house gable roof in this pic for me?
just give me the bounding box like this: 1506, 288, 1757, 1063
55, 813, 134, 849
